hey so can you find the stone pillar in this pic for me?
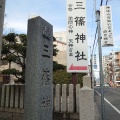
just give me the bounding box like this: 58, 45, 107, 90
68, 84, 74, 113
54, 84, 61, 112
24, 16, 53, 120
76, 84, 80, 113
61, 84, 67, 112
0, 0, 6, 64
83, 75, 91, 88
79, 86, 94, 120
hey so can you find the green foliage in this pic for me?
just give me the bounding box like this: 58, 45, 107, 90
1, 68, 22, 77
1, 33, 27, 83
1, 32, 62, 83
53, 61, 66, 71
3, 33, 16, 43
53, 70, 72, 84
53, 69, 87, 86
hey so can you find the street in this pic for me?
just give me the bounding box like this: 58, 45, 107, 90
94, 87, 120, 120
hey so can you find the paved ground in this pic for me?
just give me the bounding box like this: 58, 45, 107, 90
94, 103, 101, 120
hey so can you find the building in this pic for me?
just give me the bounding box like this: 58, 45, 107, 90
53, 31, 66, 43
103, 52, 120, 87
53, 31, 67, 65
102, 55, 111, 83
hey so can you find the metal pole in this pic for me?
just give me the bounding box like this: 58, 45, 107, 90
96, 10, 105, 120
94, 0, 96, 16
0, 0, 6, 64
90, 46, 93, 88
112, 52, 115, 87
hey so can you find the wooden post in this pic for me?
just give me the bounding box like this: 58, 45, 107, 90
71, 73, 78, 112
71, 73, 78, 87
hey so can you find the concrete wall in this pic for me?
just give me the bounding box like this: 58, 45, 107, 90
53, 31, 67, 43
53, 51, 67, 66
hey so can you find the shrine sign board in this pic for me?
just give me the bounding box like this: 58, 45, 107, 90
66, 0, 88, 73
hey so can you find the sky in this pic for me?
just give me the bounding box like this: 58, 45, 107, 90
4, 0, 120, 78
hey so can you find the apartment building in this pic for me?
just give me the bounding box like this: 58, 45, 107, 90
103, 52, 120, 87
102, 55, 110, 83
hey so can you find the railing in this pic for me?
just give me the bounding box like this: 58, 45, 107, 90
0, 84, 81, 113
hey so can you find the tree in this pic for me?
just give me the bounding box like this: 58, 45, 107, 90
53, 37, 66, 71
1, 33, 27, 83
1, 32, 65, 83
53, 69, 87, 86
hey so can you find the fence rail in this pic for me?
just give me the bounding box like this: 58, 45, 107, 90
0, 84, 81, 113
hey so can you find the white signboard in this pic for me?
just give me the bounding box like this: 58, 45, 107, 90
66, 0, 88, 73
100, 6, 114, 47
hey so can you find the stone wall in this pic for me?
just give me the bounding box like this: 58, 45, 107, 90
0, 111, 23, 120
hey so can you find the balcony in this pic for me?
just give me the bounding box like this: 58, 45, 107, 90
114, 66, 120, 72
116, 76, 120, 81
115, 61, 119, 66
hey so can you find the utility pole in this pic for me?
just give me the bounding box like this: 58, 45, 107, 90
90, 46, 93, 88
96, 10, 105, 120
112, 52, 115, 86
0, 0, 6, 64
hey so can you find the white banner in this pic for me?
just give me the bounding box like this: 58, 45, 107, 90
100, 6, 114, 47
66, 0, 88, 73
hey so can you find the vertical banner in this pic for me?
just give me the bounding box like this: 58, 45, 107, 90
66, 0, 88, 73
93, 54, 97, 69
100, 6, 114, 47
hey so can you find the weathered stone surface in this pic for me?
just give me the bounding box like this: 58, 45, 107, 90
10, 85, 15, 108
1, 85, 5, 107
20, 85, 24, 109
83, 76, 91, 88
54, 84, 61, 112
15, 85, 19, 108
24, 16, 53, 120
0, 111, 12, 120
61, 84, 67, 112
68, 84, 74, 113
79, 86, 94, 120
76, 84, 80, 113
13, 113, 23, 120
5, 85, 10, 107
0, 112, 23, 120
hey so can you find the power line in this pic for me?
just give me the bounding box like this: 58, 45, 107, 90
90, 0, 95, 53
106, 0, 109, 5
90, 1, 94, 41
94, 37, 98, 53
92, 27, 98, 55
100, 0, 104, 6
